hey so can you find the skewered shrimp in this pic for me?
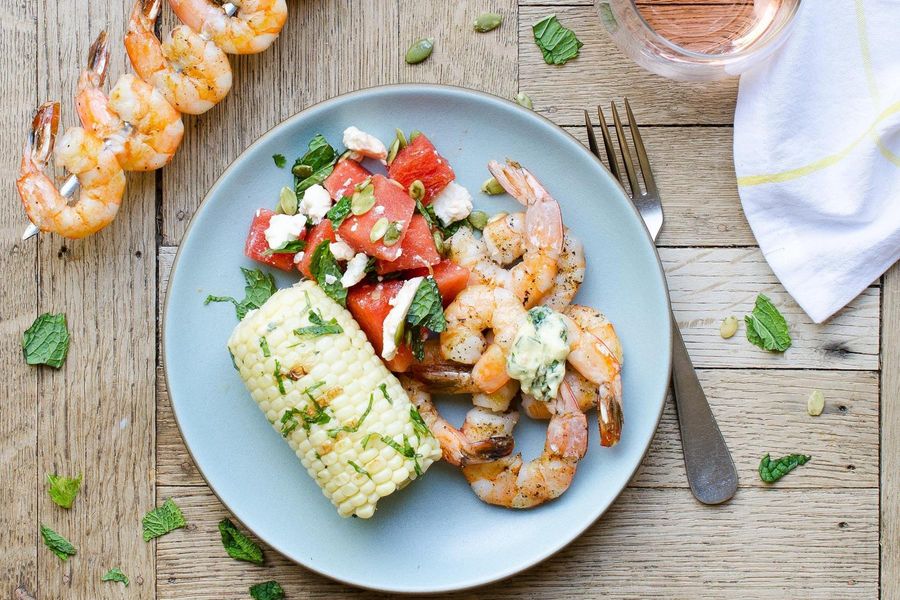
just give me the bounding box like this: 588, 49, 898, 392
168, 0, 288, 55
400, 377, 515, 467
463, 377, 588, 508
126, 0, 233, 115
17, 102, 126, 239
482, 212, 586, 310
563, 305, 624, 447
76, 32, 184, 171
440, 285, 527, 394
487, 160, 563, 308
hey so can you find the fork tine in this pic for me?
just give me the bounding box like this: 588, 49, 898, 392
583, 110, 601, 159
624, 98, 657, 196
596, 106, 621, 183
610, 101, 640, 197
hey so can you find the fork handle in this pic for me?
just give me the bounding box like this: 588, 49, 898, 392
670, 317, 739, 504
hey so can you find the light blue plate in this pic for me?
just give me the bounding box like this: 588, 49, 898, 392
163, 85, 672, 593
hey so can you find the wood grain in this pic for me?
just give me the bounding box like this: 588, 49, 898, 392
154, 484, 878, 599
883, 262, 900, 600
518, 5, 738, 125
0, 1, 38, 598
35, 1, 156, 597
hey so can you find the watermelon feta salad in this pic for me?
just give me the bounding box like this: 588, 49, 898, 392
240, 127, 486, 371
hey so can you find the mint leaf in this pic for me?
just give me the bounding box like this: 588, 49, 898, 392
294, 311, 343, 337
759, 453, 811, 483
263, 239, 306, 255
218, 518, 264, 565
46, 473, 82, 509
294, 135, 337, 198
406, 277, 445, 332
205, 268, 277, 320
272, 154, 286, 168
744, 293, 791, 352
348, 460, 372, 480
250, 581, 285, 600
142, 498, 186, 541
310, 241, 347, 307
101, 568, 129, 586
23, 313, 70, 368
40, 524, 76, 561
533, 15, 583, 65
326, 196, 352, 229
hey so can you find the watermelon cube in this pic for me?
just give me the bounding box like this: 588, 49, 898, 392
297, 219, 336, 279
387, 134, 455, 203
337, 175, 415, 262
323, 158, 372, 201
375, 214, 441, 274
244, 208, 303, 272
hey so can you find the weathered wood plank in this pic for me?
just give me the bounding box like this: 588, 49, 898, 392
882, 262, 900, 600
398, 0, 518, 98
161, 0, 401, 245
0, 2, 38, 598
563, 125, 747, 246
35, 1, 156, 596
154, 485, 878, 599
518, 5, 737, 125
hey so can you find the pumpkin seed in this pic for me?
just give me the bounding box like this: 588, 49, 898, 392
279, 186, 298, 216
292, 163, 313, 178
370, 217, 390, 242
481, 177, 505, 195
405, 38, 434, 64
719, 315, 738, 339
474, 12, 502, 33
387, 138, 401, 165
807, 390, 825, 416
432, 230, 445, 255
515, 92, 533, 110
383, 221, 403, 246
409, 129, 422, 142
351, 183, 376, 215
468, 210, 488, 230
409, 180, 426, 202
396, 128, 408, 149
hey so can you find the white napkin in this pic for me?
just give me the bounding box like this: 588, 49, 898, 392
733, 0, 900, 323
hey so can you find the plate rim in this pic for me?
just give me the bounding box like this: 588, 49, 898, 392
162, 82, 673, 594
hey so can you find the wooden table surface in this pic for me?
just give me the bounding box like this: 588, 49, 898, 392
2, 1, 897, 598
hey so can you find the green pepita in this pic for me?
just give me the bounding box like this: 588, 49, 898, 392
481, 177, 505, 195
409, 129, 422, 142
396, 128, 408, 149
432, 230, 445, 255
474, 12, 502, 33
370, 217, 389, 242
807, 389, 825, 416
409, 180, 426, 202
387, 138, 401, 165
383, 221, 403, 246
279, 186, 298, 216
467, 210, 488, 230
515, 92, 534, 110
292, 164, 313, 178
351, 183, 376, 216
405, 38, 434, 65
719, 315, 738, 339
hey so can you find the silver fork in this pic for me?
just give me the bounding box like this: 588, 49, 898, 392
585, 100, 738, 505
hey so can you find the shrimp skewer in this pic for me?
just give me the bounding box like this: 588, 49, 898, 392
400, 377, 516, 467
126, 0, 233, 115
463, 377, 587, 508
168, 0, 288, 55
18, 102, 126, 239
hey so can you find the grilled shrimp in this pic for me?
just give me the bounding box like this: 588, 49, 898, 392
18, 102, 126, 239
463, 377, 588, 508
440, 285, 527, 394
482, 212, 585, 310
487, 160, 563, 308
76, 32, 184, 171
410, 351, 521, 413
168, 0, 288, 55
563, 305, 624, 447
400, 376, 515, 467
126, 0, 233, 115
521, 370, 596, 419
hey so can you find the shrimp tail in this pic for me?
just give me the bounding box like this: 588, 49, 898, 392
597, 380, 623, 447
86, 30, 110, 86
140, 0, 162, 20
488, 160, 537, 205
459, 436, 516, 467
408, 362, 481, 394
24, 101, 59, 168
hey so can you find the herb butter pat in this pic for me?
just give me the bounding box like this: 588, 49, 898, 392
264, 213, 306, 250
432, 181, 474, 226
506, 306, 570, 402
381, 277, 424, 360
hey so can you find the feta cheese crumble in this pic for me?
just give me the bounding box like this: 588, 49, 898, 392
298, 184, 333, 224
432, 181, 473, 226
264, 213, 307, 250
343, 126, 387, 160
329, 239, 356, 262
340, 253, 369, 288
381, 277, 424, 360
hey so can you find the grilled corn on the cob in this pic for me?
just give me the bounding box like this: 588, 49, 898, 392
227, 281, 441, 518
